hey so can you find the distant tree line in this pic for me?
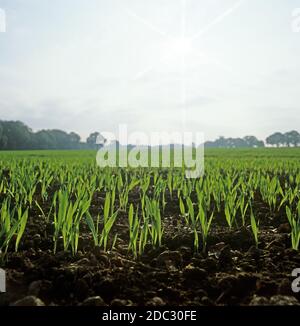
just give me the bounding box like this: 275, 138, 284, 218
0, 120, 101, 150
204, 130, 300, 148
205, 136, 264, 148
0, 120, 299, 150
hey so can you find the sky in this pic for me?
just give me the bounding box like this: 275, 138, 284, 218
0, 0, 300, 143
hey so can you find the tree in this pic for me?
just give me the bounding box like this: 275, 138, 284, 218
0, 122, 8, 149
1, 121, 33, 150
86, 132, 106, 149
69, 132, 81, 148
284, 130, 300, 147
266, 132, 285, 147
34, 130, 55, 149
87, 132, 99, 145
234, 138, 248, 148
215, 136, 227, 148
243, 136, 264, 148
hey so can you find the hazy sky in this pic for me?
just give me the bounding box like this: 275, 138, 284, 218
0, 0, 300, 142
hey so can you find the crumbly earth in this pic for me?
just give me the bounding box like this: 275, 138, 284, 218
1, 194, 300, 306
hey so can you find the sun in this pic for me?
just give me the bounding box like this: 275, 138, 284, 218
162, 37, 193, 60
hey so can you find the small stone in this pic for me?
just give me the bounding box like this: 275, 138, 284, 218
94, 250, 110, 266
157, 251, 182, 267
146, 297, 166, 306
249, 295, 269, 306
92, 247, 106, 258
28, 280, 43, 296
11, 296, 45, 306
76, 258, 90, 266
32, 234, 41, 247
81, 296, 106, 306
179, 246, 192, 259
203, 257, 218, 271
278, 278, 292, 295
219, 245, 232, 266
213, 242, 226, 251
278, 223, 291, 234
246, 246, 262, 260
110, 299, 133, 306
183, 264, 207, 280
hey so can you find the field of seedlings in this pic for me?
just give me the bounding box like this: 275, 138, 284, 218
0, 148, 300, 306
